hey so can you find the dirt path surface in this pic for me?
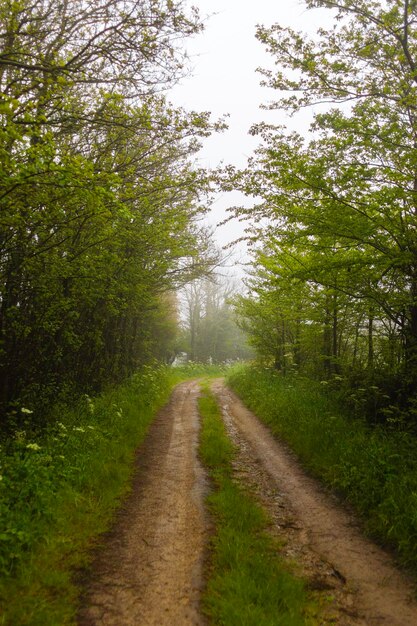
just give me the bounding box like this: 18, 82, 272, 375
78, 380, 208, 626
211, 379, 417, 625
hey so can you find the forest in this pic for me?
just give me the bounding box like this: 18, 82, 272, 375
3, 0, 417, 624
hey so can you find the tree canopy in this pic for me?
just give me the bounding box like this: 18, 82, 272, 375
231, 0, 417, 418
0, 0, 222, 423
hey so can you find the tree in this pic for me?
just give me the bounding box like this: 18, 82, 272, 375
232, 0, 417, 392
181, 276, 253, 363
0, 0, 222, 421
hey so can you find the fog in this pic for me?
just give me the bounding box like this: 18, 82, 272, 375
169, 0, 332, 269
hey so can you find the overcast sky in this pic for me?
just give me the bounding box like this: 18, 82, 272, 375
169, 0, 330, 270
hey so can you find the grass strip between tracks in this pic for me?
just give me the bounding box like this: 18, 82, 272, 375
198, 382, 309, 626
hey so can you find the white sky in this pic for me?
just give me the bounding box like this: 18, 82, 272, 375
169, 0, 331, 271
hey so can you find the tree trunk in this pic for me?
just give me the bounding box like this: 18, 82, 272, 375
352, 316, 361, 367
368, 312, 374, 370
332, 293, 340, 374
405, 300, 417, 392
323, 302, 332, 377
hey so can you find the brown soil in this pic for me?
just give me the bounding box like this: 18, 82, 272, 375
79, 378, 417, 625
211, 379, 417, 625
78, 380, 208, 626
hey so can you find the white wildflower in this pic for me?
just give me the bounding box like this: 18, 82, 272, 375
26, 443, 41, 451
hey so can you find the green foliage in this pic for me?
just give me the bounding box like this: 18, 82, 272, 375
0, 365, 176, 625
231, 0, 417, 409
198, 384, 308, 625
232, 274, 318, 375
0, 0, 222, 422
228, 365, 417, 574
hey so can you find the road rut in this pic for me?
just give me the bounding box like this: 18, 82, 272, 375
211, 379, 417, 625
78, 380, 208, 626
79, 378, 417, 625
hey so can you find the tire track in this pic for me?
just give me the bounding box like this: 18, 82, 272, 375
212, 379, 417, 626
78, 380, 208, 626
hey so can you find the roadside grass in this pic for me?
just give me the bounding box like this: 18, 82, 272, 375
0, 365, 184, 626
198, 383, 310, 626
227, 364, 417, 576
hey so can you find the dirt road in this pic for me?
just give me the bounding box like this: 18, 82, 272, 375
78, 380, 208, 626
211, 379, 417, 626
79, 378, 417, 625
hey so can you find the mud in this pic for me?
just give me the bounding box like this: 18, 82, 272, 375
79, 378, 417, 625
211, 379, 417, 626
78, 380, 208, 626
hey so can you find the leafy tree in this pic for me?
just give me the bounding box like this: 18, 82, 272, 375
232, 0, 417, 396
0, 0, 222, 422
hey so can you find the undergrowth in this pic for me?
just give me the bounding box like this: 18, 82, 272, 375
198, 383, 309, 625
0, 365, 183, 626
227, 364, 417, 576
173, 361, 228, 378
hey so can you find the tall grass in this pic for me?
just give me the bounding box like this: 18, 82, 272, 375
227, 365, 417, 575
198, 383, 309, 625
0, 365, 178, 626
